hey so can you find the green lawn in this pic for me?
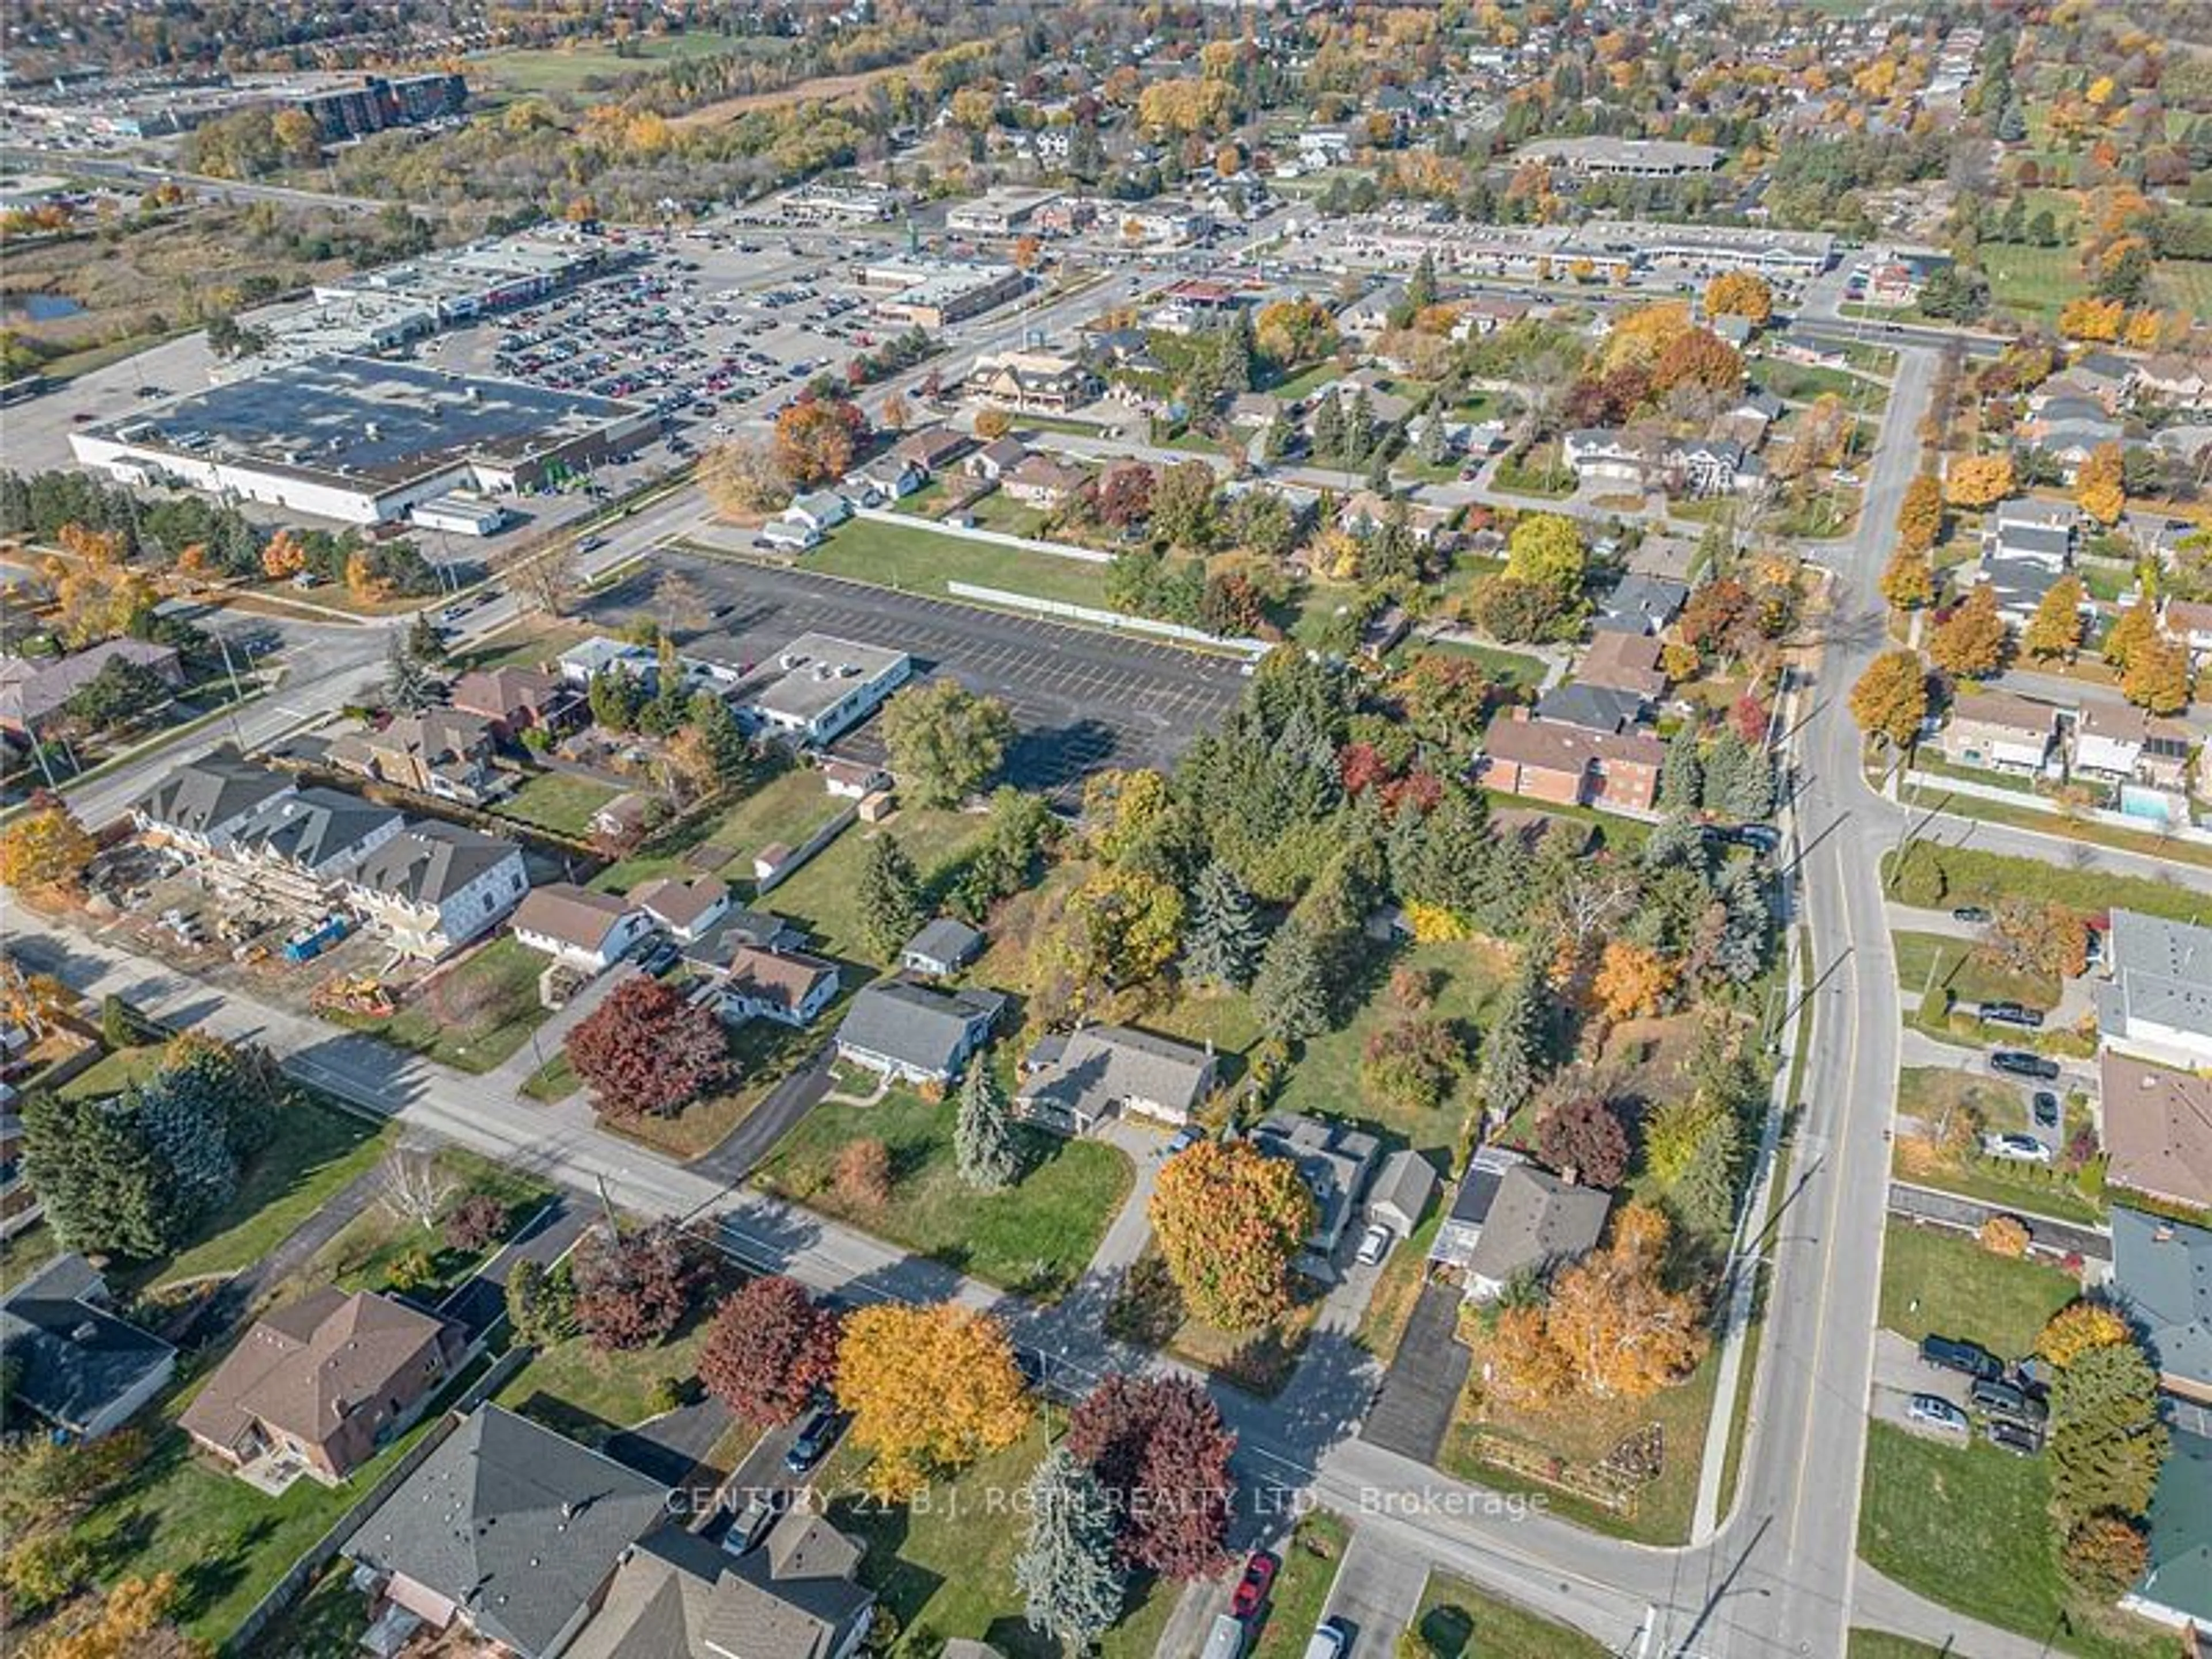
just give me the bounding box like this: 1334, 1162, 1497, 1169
1848, 1635, 1959, 1659
1408, 638, 1548, 690
2154, 257, 2212, 325
963, 488, 1060, 539
1264, 359, 1341, 400
1858, 1423, 2184, 1659
806, 514, 1112, 611
766, 808, 987, 965
56, 1042, 170, 1100
498, 1309, 724, 1437
146, 1096, 395, 1295
753, 1085, 1132, 1299
591, 766, 847, 895
1249, 1512, 1353, 1659
1492, 444, 1575, 498
244, 1562, 372, 1658
1876, 1218, 2078, 1357
1885, 843, 2212, 927
1413, 1570, 1611, 1659
1897, 786, 2212, 876
1981, 244, 2088, 324
1892, 1066, 2104, 1225
475, 32, 767, 97
520, 1052, 579, 1103
290, 1148, 552, 1307
1891, 930, 2060, 1016
821, 1435, 1177, 1659
604, 1001, 832, 1160
497, 770, 620, 839
357, 935, 555, 1073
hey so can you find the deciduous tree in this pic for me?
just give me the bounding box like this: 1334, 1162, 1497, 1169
504, 1258, 575, 1347
2121, 632, 2190, 714
1850, 649, 1929, 749
835, 1137, 893, 1208
1535, 1094, 1630, 1187
882, 677, 1014, 808
1704, 272, 1774, 324
1896, 474, 1945, 554
1927, 585, 2010, 679
0, 794, 94, 892
564, 978, 730, 1119
1879, 548, 1935, 611
699, 439, 790, 516
1593, 940, 1676, 1021
2061, 1513, 2150, 1597
1065, 1374, 1236, 1579
2023, 574, 2086, 660
570, 1221, 701, 1352
1544, 1203, 1708, 1399
772, 397, 866, 487
1150, 1139, 1316, 1331
835, 1302, 1032, 1497
698, 1275, 841, 1426
2039, 1301, 2132, 1369
2075, 442, 2126, 527
1943, 454, 2015, 508
1503, 513, 1586, 600
1484, 1302, 1574, 1409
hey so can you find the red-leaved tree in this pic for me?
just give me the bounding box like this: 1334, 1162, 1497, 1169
571, 1221, 702, 1351
1535, 1094, 1631, 1188
564, 978, 730, 1119
1065, 1374, 1236, 1579
698, 1275, 842, 1426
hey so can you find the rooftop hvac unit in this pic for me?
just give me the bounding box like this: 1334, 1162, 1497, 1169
779, 653, 807, 671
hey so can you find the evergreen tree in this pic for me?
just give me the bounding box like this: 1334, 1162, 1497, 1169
406, 610, 446, 666
1343, 389, 1376, 464
1262, 416, 1292, 464
1014, 1448, 1127, 1652
1714, 861, 1771, 985
688, 692, 749, 791
1417, 410, 1450, 467
383, 632, 437, 713
1182, 860, 1263, 989
1407, 249, 1438, 313
130, 1069, 238, 1228
1659, 724, 1704, 815
857, 834, 924, 960
588, 666, 644, 732
19, 1092, 174, 1259
1476, 964, 1540, 1129
1252, 919, 1329, 1044
1675, 1111, 1745, 1235
955, 1053, 1021, 1191
1311, 392, 1344, 464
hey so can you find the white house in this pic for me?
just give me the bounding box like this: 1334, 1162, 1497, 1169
783, 490, 853, 534
510, 884, 654, 973
342, 822, 529, 959
834, 980, 1005, 1086
758, 518, 821, 554
713, 945, 842, 1028
626, 874, 732, 944
2097, 910, 2212, 1071
2073, 699, 2149, 780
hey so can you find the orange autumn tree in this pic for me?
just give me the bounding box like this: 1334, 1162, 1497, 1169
1150, 1139, 1316, 1331
2075, 442, 2126, 527
772, 397, 866, 487
1484, 1302, 1574, 1409
1593, 940, 1675, 1021
1943, 454, 2014, 508
259, 529, 306, 579
0, 794, 96, 893
2037, 1300, 2131, 1368
834, 1302, 1032, 1498
1544, 1203, 1709, 1399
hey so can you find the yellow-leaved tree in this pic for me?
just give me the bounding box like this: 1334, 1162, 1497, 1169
1544, 1203, 1709, 1400
834, 1303, 1032, 1499
2037, 1300, 2131, 1369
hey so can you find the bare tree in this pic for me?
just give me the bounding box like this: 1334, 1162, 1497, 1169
508, 540, 581, 618
378, 1148, 457, 1232
655, 570, 712, 636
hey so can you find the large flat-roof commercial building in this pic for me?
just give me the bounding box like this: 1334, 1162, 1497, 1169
70, 356, 656, 527
1514, 136, 1724, 177
857, 258, 1027, 328
1562, 219, 1836, 278
947, 187, 1065, 236
736, 634, 912, 748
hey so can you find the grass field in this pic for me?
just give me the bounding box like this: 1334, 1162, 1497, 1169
1876, 1218, 2078, 1356
498, 1305, 724, 1434
753, 1084, 1132, 1298
1848, 1635, 1957, 1659
1885, 843, 2212, 927
357, 935, 554, 1074
1981, 244, 2088, 324
765, 806, 986, 965
806, 516, 1112, 611
474, 32, 766, 97
1248, 1513, 1354, 1659
287, 1148, 551, 1308
1410, 637, 1549, 690
497, 770, 621, 839
1414, 1571, 1611, 1658
1891, 930, 2060, 1017
56, 1041, 169, 1100
1859, 1423, 2184, 1659
593, 766, 847, 895
821, 1435, 1179, 1659
2154, 258, 2212, 325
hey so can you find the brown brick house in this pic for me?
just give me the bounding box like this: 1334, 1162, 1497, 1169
1478, 710, 1665, 816
180, 1289, 465, 1485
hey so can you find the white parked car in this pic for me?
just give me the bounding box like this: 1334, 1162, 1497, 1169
1354, 1223, 1393, 1267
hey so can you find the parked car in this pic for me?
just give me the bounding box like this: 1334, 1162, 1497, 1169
721, 1486, 787, 1555
1976, 1001, 2043, 1030
785, 1406, 838, 1474
1951, 906, 1992, 924
1302, 1619, 1351, 1659
1971, 1377, 2049, 1427
1203, 1614, 1248, 1659
1906, 1393, 1968, 1434
1983, 1131, 2054, 1164
1231, 1552, 1279, 1620
1987, 1420, 2042, 1456
2031, 1092, 2061, 1131
1166, 1127, 1205, 1157
1918, 1334, 2003, 1381
1990, 1051, 2060, 1081
1355, 1223, 1394, 1267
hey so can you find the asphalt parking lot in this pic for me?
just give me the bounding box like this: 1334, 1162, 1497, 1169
584, 551, 1251, 801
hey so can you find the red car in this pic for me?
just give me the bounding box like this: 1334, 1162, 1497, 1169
1230, 1551, 1278, 1619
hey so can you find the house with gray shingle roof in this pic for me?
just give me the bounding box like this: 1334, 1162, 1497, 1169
2111, 1207, 2212, 1402
0, 1253, 175, 1441
834, 979, 1005, 1086
2097, 910, 2212, 1070
346, 1404, 670, 1659
132, 747, 297, 853
342, 820, 528, 959
566, 1512, 874, 1659
1462, 1163, 1611, 1303
899, 916, 985, 979
1016, 1024, 1218, 1135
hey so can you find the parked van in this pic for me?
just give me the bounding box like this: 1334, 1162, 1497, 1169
1203, 1614, 1247, 1659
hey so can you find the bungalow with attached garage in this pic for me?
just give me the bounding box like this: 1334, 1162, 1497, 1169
1016, 1024, 1217, 1135
1003, 454, 1087, 507
893, 426, 972, 475
557, 637, 659, 691
834, 979, 1005, 1086
841, 456, 926, 505
133, 748, 298, 854
758, 517, 821, 554
510, 882, 652, 972
1563, 427, 1668, 491
566, 1515, 875, 1659
1940, 691, 2058, 777
2099, 1050, 2212, 1214
2097, 911, 2212, 1074
1248, 1111, 1381, 1281
626, 873, 731, 944
0, 1254, 176, 1442
1594, 574, 1690, 637
2108, 1208, 2212, 1404
965, 436, 1029, 483
783, 490, 853, 534
710, 944, 841, 1028
342, 820, 528, 959
1461, 1162, 1611, 1303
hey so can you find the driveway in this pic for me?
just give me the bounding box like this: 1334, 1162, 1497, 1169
435, 1192, 595, 1339
688, 1047, 834, 1183
604, 1395, 737, 1490
1320, 1531, 1429, 1657
1868, 1328, 1973, 1439
1360, 1281, 1469, 1465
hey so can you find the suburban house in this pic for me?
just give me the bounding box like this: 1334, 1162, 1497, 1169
0, 638, 183, 740
1563, 427, 1666, 491
342, 820, 529, 958
628, 873, 732, 943
711, 944, 842, 1028
759, 517, 822, 554
1431, 1145, 1531, 1273
900, 916, 985, 979
1595, 573, 1690, 636
1461, 1162, 1612, 1303
2164, 599, 2212, 667
2070, 702, 2192, 796
1249, 1111, 1382, 1280
1671, 439, 1762, 497
0, 1253, 176, 1441
566, 1512, 875, 1659
1002, 453, 1087, 507
1016, 1024, 1218, 1135
346, 1404, 669, 1659
893, 426, 972, 475
558, 637, 660, 691
842, 455, 927, 505
679, 905, 809, 974
2098, 912, 2212, 1072
1982, 498, 2075, 563
1366, 1149, 1439, 1237
820, 757, 892, 800
2123, 1424, 2212, 1636
1338, 490, 1452, 546
1576, 630, 1669, 699
510, 882, 654, 972
180, 1289, 465, 1486
1940, 691, 2058, 777
222, 787, 405, 899
964, 436, 1028, 483
1533, 681, 1648, 736
783, 490, 853, 535
132, 748, 298, 854
737, 636, 911, 749
1478, 710, 1665, 816
2109, 1207, 2212, 1404
2097, 1051, 2212, 1213
834, 979, 1005, 1086
449, 665, 581, 738
2129, 354, 2212, 411
967, 348, 1099, 414
327, 710, 501, 804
